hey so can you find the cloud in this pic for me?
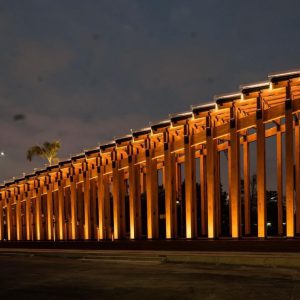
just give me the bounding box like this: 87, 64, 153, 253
13, 40, 75, 84
13, 114, 26, 121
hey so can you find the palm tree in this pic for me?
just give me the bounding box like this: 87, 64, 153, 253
27, 141, 61, 166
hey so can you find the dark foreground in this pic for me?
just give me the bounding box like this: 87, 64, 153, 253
2, 238, 300, 252
1, 254, 300, 300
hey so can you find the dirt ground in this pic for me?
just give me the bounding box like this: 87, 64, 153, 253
0, 255, 300, 300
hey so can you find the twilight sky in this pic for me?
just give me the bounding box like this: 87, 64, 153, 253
0, 0, 300, 190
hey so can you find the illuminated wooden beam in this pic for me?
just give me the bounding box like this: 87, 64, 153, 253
206, 122, 217, 239
65, 186, 72, 240
176, 162, 183, 237
229, 107, 241, 238
243, 136, 251, 235
184, 131, 197, 239
0, 200, 3, 240
200, 152, 207, 236
53, 189, 59, 240
97, 166, 106, 239
128, 155, 142, 239
228, 145, 232, 235
140, 169, 145, 194
70, 177, 77, 240
276, 126, 283, 235
285, 97, 295, 237
215, 151, 221, 236
256, 99, 266, 238
16, 194, 22, 241
83, 171, 91, 240
112, 161, 121, 239
77, 182, 84, 239
164, 137, 176, 239
135, 165, 142, 238
57, 182, 65, 240
295, 119, 300, 235
90, 178, 97, 239
128, 156, 136, 239
25, 195, 31, 240
6, 197, 12, 241
119, 169, 126, 238
35, 188, 42, 241
146, 149, 159, 239
98, 165, 112, 240
46, 184, 53, 240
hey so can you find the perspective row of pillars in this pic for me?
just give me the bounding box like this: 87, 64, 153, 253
0, 99, 300, 241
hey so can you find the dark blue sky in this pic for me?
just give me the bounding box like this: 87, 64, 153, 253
0, 0, 299, 188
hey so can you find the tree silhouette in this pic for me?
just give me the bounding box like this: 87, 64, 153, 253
26, 141, 61, 166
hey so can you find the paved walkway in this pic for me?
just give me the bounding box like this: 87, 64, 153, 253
1, 253, 300, 300
1, 247, 300, 269
2, 239, 300, 269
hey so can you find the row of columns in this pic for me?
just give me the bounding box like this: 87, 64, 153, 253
1, 98, 300, 241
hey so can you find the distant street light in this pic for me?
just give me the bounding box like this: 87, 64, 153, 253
0, 152, 4, 157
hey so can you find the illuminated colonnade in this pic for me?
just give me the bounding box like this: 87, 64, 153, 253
1, 70, 300, 241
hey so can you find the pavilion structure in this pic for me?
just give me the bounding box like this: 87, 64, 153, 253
1, 70, 300, 242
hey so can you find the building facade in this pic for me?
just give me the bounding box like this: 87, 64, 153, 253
1, 70, 300, 241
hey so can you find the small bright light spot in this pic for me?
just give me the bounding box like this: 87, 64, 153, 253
283, 222, 286, 226
0, 152, 4, 156
267, 222, 272, 227
176, 200, 180, 204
